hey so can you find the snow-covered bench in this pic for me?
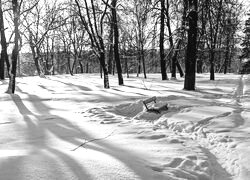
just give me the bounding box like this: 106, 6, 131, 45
143, 96, 168, 114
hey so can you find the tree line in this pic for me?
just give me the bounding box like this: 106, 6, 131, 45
0, 0, 247, 93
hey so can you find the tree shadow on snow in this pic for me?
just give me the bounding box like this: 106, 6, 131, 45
6, 91, 160, 180
6, 94, 93, 180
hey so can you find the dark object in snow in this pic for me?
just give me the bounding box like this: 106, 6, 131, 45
143, 96, 168, 114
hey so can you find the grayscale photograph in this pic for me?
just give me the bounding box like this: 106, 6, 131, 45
0, 0, 250, 179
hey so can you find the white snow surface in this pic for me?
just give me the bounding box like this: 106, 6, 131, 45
0, 73, 250, 180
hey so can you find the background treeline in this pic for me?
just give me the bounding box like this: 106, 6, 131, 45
0, 0, 249, 92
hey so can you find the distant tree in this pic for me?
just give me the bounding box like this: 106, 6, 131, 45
223, 11, 239, 74
22, 0, 64, 76
196, 0, 208, 74
132, 0, 152, 79
207, 0, 223, 80
239, 12, 250, 73
170, 0, 185, 78
64, 11, 86, 75
240, 13, 250, 61
184, 0, 198, 90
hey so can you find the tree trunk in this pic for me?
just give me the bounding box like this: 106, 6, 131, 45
141, 44, 147, 79
184, 0, 198, 91
111, 0, 124, 85
209, 0, 223, 80
79, 59, 84, 73
197, 59, 203, 73
137, 51, 141, 77
210, 49, 215, 80
108, 22, 114, 74
0, 1, 9, 79
160, 0, 167, 80
67, 52, 73, 76
166, 0, 175, 78
29, 34, 42, 76
99, 52, 109, 88
171, 0, 186, 78
176, 60, 184, 77
7, 0, 19, 94
172, 40, 184, 77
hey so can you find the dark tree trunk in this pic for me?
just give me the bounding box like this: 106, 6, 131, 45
160, 0, 167, 80
0, 1, 9, 79
210, 50, 215, 80
111, 0, 123, 85
184, 0, 198, 91
51, 37, 55, 75
7, 0, 19, 94
0, 2, 5, 79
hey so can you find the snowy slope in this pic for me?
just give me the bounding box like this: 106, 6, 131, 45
0, 73, 249, 180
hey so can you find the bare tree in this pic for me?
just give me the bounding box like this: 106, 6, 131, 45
132, 0, 152, 79
22, 0, 64, 76
75, 0, 110, 88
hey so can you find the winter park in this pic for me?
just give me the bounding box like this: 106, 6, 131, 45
1, 0, 250, 180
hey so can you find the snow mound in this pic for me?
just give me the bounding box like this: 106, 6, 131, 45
108, 100, 144, 117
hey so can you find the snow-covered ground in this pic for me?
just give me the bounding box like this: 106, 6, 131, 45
0, 73, 249, 180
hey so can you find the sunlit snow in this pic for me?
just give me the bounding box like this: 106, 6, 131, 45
0, 73, 250, 180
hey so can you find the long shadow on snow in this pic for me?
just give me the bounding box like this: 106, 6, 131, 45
9, 92, 156, 180
7, 94, 93, 180
46, 77, 93, 92
34, 77, 144, 104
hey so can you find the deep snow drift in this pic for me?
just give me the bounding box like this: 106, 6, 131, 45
0, 73, 249, 180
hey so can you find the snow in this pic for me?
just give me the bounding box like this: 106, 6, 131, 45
0, 73, 250, 180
